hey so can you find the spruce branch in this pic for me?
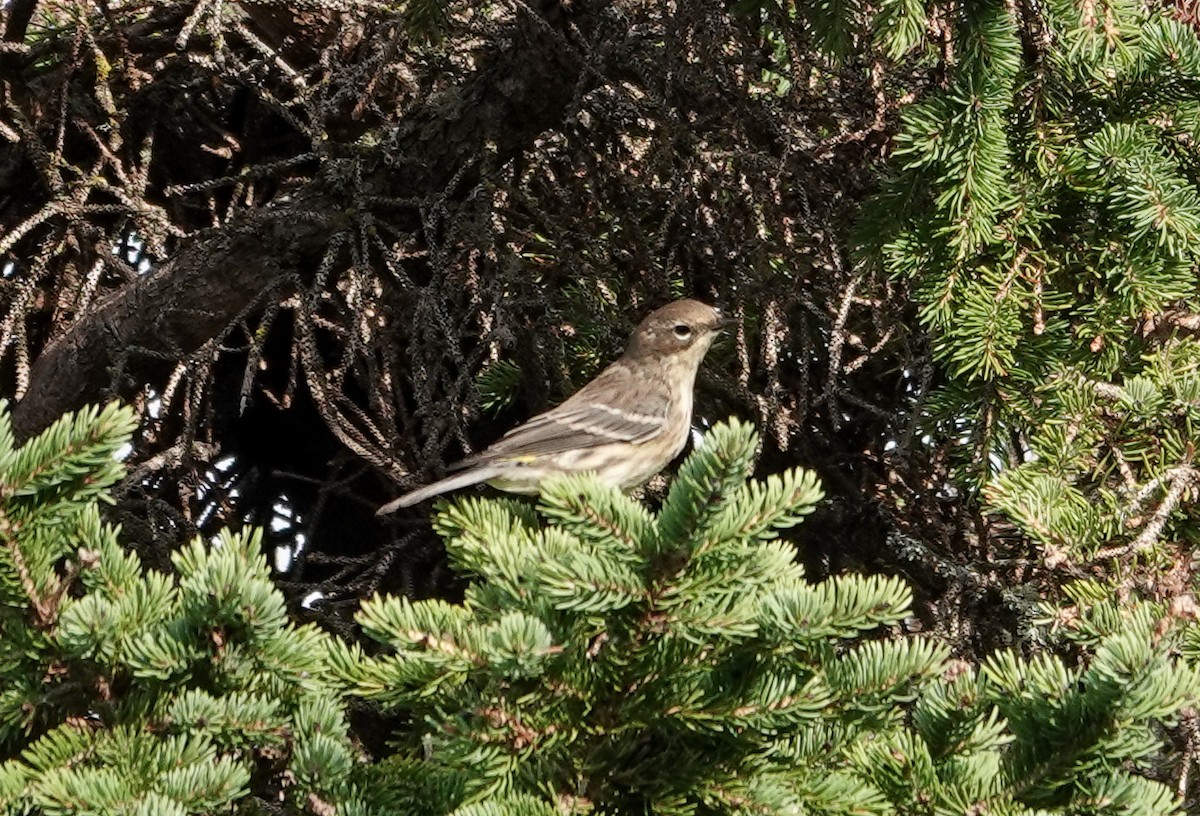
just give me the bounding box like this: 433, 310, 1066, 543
652, 418, 759, 559
0, 402, 136, 503
1095, 466, 1200, 559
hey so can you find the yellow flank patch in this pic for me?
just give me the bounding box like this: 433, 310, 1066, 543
503, 454, 538, 464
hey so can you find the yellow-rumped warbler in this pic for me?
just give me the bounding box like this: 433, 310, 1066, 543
377, 299, 729, 514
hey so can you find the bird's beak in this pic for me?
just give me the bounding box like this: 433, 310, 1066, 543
715, 313, 736, 332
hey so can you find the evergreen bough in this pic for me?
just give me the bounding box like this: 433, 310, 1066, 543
338, 418, 1198, 816
0, 402, 1195, 814
0, 402, 383, 816
733, 1, 1200, 583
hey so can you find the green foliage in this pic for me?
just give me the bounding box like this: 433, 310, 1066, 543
400, 0, 454, 43
2, 403, 1194, 815
476, 360, 526, 414
865, 0, 1200, 375
874, 8, 1195, 345
985, 339, 1200, 559
0, 402, 387, 816
341, 418, 1195, 815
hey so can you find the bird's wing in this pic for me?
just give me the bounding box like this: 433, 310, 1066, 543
451, 361, 670, 467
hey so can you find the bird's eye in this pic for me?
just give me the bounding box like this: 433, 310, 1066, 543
673, 324, 692, 339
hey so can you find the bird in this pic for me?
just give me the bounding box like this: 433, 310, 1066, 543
377, 299, 730, 514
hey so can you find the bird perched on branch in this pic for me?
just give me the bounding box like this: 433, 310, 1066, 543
377, 299, 730, 514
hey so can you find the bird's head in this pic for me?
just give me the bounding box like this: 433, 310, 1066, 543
624, 299, 731, 367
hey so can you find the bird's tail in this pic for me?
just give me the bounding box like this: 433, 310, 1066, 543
376, 465, 503, 515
